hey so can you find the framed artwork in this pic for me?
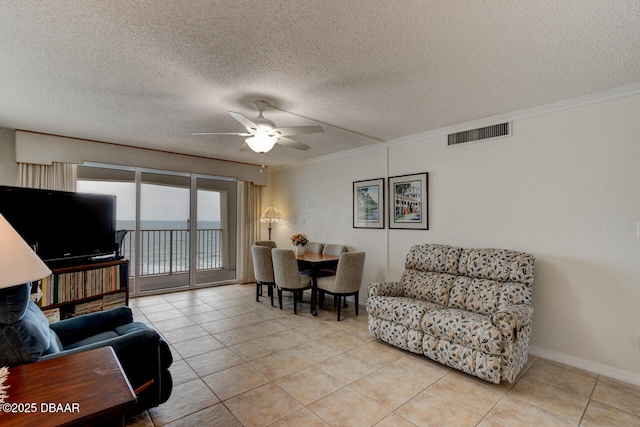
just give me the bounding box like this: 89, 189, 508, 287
389, 172, 428, 229
353, 178, 385, 229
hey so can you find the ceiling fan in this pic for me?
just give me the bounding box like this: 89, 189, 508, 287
190, 100, 324, 154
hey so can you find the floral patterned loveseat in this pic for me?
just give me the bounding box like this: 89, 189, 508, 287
366, 243, 535, 384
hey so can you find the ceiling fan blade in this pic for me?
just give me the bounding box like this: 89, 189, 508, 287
229, 111, 259, 132
189, 132, 252, 136
239, 142, 251, 152
275, 126, 324, 137
277, 137, 311, 151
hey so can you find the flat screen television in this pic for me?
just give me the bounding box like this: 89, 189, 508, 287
0, 185, 117, 266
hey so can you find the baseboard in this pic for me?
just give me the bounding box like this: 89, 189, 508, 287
529, 345, 640, 386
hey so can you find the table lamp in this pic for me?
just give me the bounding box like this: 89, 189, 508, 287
259, 205, 282, 240
0, 213, 52, 290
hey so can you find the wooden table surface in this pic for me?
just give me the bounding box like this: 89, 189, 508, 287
1, 346, 136, 427
296, 252, 340, 263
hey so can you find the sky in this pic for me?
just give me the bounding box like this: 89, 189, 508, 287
77, 181, 220, 222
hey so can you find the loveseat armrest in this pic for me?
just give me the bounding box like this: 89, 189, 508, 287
50, 306, 134, 346
368, 281, 404, 298
491, 305, 533, 343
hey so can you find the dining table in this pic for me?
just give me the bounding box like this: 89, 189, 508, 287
296, 252, 340, 316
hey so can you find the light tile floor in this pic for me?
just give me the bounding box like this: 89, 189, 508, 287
124, 284, 640, 427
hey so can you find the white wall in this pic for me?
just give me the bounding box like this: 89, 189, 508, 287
268, 92, 640, 383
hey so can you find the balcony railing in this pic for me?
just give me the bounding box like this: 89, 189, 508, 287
119, 228, 222, 276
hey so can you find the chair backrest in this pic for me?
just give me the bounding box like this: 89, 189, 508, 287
252, 245, 275, 283
323, 244, 347, 256
332, 251, 366, 293
255, 240, 277, 249
272, 249, 307, 289
0, 283, 58, 367
401, 244, 535, 316
305, 242, 324, 253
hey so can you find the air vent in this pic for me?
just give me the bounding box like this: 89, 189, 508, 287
448, 122, 510, 146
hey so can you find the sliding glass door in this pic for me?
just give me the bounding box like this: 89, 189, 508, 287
138, 172, 191, 292
77, 164, 237, 295
195, 176, 236, 285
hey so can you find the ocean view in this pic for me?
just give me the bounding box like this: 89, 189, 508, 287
116, 220, 222, 275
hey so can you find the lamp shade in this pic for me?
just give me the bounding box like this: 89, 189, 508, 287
0, 213, 52, 289
260, 205, 282, 223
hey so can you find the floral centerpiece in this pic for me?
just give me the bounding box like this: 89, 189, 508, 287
290, 233, 308, 246
291, 233, 308, 256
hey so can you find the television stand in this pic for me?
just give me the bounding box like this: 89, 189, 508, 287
37, 259, 129, 321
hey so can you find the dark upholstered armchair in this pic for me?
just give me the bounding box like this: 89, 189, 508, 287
0, 283, 172, 414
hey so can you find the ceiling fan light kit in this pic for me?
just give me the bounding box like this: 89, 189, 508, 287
191, 100, 324, 157
246, 135, 278, 153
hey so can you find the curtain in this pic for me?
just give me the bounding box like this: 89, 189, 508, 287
237, 181, 262, 284
17, 162, 77, 191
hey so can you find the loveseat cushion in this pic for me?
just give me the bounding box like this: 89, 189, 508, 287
401, 270, 457, 305
422, 308, 503, 355
458, 248, 535, 286
498, 282, 532, 308
367, 296, 441, 330
405, 244, 461, 275
448, 277, 503, 316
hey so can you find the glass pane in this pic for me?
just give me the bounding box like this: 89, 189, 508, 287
196, 189, 221, 284
196, 178, 236, 284
77, 180, 136, 286
138, 182, 190, 292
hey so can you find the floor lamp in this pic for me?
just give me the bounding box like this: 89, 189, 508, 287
260, 205, 282, 240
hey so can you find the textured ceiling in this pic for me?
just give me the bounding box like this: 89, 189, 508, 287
1, 1, 639, 167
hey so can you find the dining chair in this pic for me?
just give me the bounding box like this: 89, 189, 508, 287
317, 243, 347, 278
305, 242, 325, 253
316, 251, 365, 321
252, 245, 276, 305
272, 249, 313, 314
297, 241, 324, 276
322, 244, 347, 256
255, 240, 277, 249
